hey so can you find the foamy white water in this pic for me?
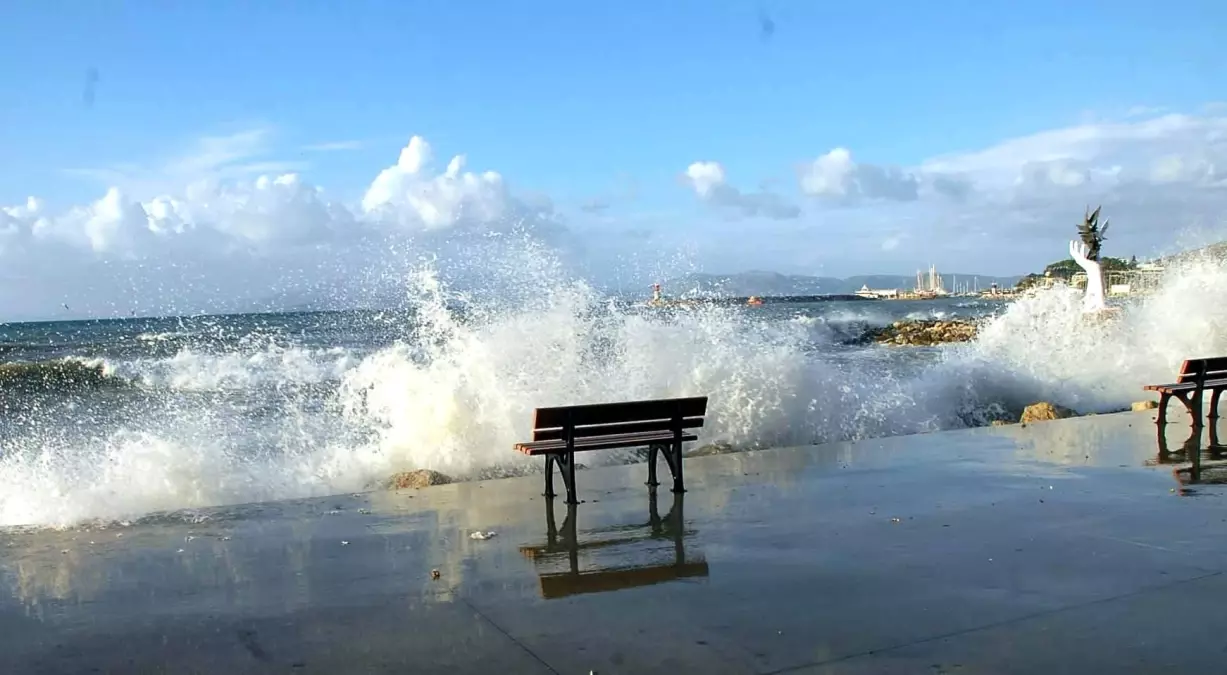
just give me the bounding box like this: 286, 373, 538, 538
1, 247, 1224, 529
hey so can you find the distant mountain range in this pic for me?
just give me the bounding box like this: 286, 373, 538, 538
660, 270, 1023, 297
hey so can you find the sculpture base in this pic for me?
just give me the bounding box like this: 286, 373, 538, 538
1080, 307, 1122, 324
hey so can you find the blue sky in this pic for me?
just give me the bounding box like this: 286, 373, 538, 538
1, 1, 1226, 318
4, 1, 1221, 202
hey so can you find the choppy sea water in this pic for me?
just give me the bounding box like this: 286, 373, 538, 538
3, 254, 1226, 529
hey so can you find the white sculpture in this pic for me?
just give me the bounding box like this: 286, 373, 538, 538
1069, 240, 1107, 314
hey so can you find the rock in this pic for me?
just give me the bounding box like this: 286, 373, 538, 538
860, 319, 980, 347
1019, 402, 1077, 424
685, 441, 735, 458
386, 470, 453, 490
1132, 400, 1158, 411
990, 420, 1012, 427
0, 359, 126, 393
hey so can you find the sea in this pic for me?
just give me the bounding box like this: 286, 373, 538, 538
3, 253, 1226, 529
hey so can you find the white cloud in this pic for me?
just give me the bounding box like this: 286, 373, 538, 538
361, 136, 512, 229
0, 134, 561, 320
302, 140, 365, 152
683, 161, 799, 219
8, 108, 1227, 320
163, 129, 272, 177
690, 109, 1227, 274
920, 113, 1227, 193
885, 111, 1227, 261
799, 148, 919, 204
65, 128, 305, 199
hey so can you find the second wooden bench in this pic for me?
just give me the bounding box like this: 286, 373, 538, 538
1143, 357, 1227, 427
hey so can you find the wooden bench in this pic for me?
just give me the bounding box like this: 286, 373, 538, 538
514, 395, 708, 504
1143, 357, 1227, 428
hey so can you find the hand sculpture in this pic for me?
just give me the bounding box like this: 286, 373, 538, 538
1069, 240, 1107, 314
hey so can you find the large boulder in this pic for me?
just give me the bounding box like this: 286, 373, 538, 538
385, 470, 453, 490
1131, 400, 1158, 411
1019, 402, 1077, 424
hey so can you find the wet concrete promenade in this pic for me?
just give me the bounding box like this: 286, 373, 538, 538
3, 410, 1227, 673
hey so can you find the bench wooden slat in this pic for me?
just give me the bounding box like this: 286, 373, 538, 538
533, 396, 708, 429
517, 431, 698, 455
1144, 377, 1227, 393
532, 416, 705, 442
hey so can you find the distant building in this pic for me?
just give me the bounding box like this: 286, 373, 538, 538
855, 284, 899, 299
1106, 267, 1164, 296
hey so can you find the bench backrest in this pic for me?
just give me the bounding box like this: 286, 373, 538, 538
1177, 357, 1227, 384
531, 395, 708, 442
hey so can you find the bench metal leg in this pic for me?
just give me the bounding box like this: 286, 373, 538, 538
1168, 390, 1202, 428
543, 455, 556, 498
646, 443, 664, 487
1190, 389, 1205, 429
1157, 392, 1171, 426
660, 442, 685, 494
1210, 388, 1223, 420
673, 441, 685, 493
550, 452, 579, 504
647, 442, 685, 493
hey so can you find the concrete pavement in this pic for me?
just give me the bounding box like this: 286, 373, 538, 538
3, 410, 1226, 673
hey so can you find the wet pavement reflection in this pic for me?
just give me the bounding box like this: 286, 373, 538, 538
1156, 420, 1227, 493
519, 490, 708, 599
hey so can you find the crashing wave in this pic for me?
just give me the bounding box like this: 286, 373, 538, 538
1, 244, 1225, 529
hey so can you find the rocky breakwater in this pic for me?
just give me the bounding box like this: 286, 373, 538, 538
0, 359, 123, 394
863, 319, 980, 346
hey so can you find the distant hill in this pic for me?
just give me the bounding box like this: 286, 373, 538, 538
663, 270, 1021, 297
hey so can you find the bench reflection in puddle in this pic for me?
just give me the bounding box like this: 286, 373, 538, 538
1151, 421, 1225, 466
1158, 422, 1227, 493
518, 490, 709, 599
